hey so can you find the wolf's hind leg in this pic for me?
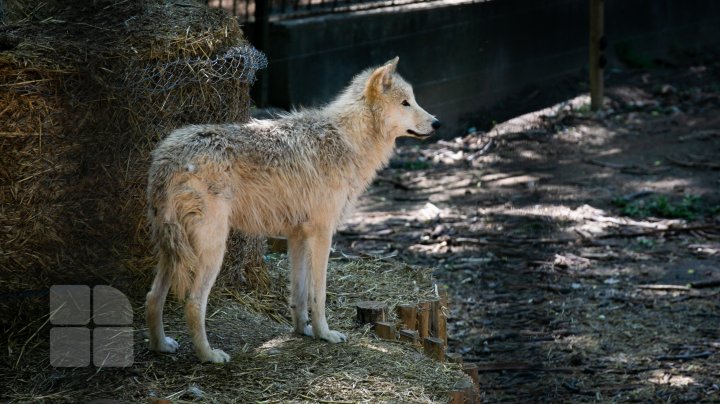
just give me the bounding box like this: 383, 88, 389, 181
288, 235, 311, 336
146, 261, 179, 353
307, 230, 347, 343
185, 203, 231, 363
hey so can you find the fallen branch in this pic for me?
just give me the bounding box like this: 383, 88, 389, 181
637, 284, 691, 292
656, 351, 712, 361
584, 158, 629, 169
374, 176, 413, 191
690, 278, 720, 289
678, 130, 719, 141
469, 361, 582, 373
665, 154, 720, 169
596, 224, 718, 239
455, 236, 575, 246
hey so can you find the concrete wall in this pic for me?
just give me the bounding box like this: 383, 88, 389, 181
255, 0, 720, 137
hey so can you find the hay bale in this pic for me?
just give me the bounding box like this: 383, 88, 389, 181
0, 1, 267, 328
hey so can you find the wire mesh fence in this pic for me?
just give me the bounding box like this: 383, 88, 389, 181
120, 43, 268, 135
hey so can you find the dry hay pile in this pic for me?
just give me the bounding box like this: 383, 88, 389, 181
0, 1, 267, 333
5, 257, 474, 403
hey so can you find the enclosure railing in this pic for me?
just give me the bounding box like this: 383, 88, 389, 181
207, 0, 440, 22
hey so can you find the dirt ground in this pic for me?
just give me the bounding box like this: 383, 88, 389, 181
335, 56, 720, 402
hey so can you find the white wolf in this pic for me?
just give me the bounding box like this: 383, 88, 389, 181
145, 57, 440, 363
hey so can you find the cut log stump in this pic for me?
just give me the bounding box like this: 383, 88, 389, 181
423, 336, 445, 361
375, 321, 396, 340
355, 301, 387, 325
430, 298, 447, 345
399, 329, 419, 344
416, 301, 431, 338
395, 303, 417, 330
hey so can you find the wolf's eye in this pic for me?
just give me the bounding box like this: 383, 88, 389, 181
402, 100, 410, 107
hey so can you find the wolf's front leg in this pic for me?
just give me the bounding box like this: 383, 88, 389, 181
307, 230, 347, 343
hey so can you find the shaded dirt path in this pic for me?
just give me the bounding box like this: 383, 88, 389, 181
334, 58, 720, 402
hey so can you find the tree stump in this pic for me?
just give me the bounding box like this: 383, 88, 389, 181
375, 321, 396, 340
356, 301, 387, 325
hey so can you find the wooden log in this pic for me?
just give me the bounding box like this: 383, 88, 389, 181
462, 363, 479, 387
423, 336, 445, 361
355, 301, 387, 325
374, 321, 396, 340
395, 303, 417, 330
398, 329, 419, 344
446, 352, 463, 364
431, 299, 447, 345
416, 301, 431, 338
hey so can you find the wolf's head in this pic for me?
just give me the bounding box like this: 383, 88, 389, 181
362, 57, 441, 140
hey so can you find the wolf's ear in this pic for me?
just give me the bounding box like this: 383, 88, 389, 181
365, 56, 399, 100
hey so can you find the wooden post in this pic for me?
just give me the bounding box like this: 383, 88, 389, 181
254, 0, 270, 107
589, 0, 605, 111
396, 303, 417, 330
356, 301, 387, 325
375, 321, 396, 340
430, 299, 447, 346
416, 301, 431, 339
423, 337, 445, 361
399, 329, 419, 344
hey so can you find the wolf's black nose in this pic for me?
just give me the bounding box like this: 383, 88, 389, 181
431, 119, 442, 130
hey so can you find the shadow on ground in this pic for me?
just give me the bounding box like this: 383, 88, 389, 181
335, 56, 720, 402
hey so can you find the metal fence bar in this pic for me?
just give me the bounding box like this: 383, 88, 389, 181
208, 0, 439, 23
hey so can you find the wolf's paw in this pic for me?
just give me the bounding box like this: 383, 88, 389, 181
200, 349, 231, 364
151, 336, 179, 353
301, 324, 314, 337
319, 329, 348, 343
300, 326, 347, 343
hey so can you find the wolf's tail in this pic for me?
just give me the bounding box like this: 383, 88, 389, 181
155, 220, 197, 299
148, 187, 198, 300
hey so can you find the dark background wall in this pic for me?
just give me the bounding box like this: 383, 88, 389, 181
250, 0, 720, 137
